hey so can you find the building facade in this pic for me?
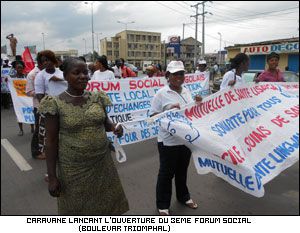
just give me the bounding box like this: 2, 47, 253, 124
54, 49, 78, 60
101, 30, 161, 68
226, 37, 299, 72
180, 37, 202, 71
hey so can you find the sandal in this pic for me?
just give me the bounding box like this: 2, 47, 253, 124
18, 130, 24, 136
158, 209, 170, 216
185, 199, 198, 209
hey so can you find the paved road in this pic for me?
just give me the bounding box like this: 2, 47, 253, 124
1, 107, 299, 215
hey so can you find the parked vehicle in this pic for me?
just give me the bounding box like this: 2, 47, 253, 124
211, 70, 299, 93
142, 61, 153, 73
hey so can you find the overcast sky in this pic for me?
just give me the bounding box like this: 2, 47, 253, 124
1, 1, 299, 56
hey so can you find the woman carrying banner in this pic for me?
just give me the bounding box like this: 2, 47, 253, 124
38, 57, 129, 215
150, 60, 202, 216
12, 63, 35, 136
220, 53, 250, 90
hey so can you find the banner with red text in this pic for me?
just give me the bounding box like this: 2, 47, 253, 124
148, 82, 299, 197
86, 74, 210, 145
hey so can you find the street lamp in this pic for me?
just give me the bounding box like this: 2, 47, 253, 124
117, 20, 135, 30
95, 32, 102, 54
85, 1, 94, 59
217, 32, 222, 64
42, 32, 45, 50
82, 38, 87, 55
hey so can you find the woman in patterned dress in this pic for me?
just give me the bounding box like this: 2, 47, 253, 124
38, 57, 129, 215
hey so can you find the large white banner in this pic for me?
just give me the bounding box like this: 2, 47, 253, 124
7, 78, 34, 124
87, 74, 210, 145
147, 82, 299, 197
7, 74, 209, 138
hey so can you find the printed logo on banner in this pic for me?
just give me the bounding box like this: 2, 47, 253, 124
13, 80, 27, 97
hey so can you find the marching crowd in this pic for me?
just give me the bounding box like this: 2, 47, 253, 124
1, 47, 286, 215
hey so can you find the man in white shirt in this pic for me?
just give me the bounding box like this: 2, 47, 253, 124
26, 53, 46, 159
112, 59, 122, 79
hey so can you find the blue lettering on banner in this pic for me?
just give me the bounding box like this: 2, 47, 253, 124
256, 96, 282, 112
211, 112, 247, 137
141, 129, 151, 139
21, 107, 35, 123
198, 157, 255, 191
242, 107, 261, 122
24, 114, 35, 123
1, 68, 10, 76
253, 132, 299, 190
124, 90, 152, 101
117, 132, 139, 144
184, 83, 202, 92
106, 92, 122, 103
22, 107, 33, 114
112, 101, 151, 113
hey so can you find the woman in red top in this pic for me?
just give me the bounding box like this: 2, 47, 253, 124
120, 58, 137, 78
256, 52, 284, 82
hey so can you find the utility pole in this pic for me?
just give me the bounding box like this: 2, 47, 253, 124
191, 3, 200, 68
192, 1, 212, 64
182, 23, 185, 40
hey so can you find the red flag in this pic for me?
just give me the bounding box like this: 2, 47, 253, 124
22, 47, 35, 74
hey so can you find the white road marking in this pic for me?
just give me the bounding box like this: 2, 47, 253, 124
1, 139, 32, 171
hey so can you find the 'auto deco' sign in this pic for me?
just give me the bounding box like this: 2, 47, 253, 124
241, 42, 299, 55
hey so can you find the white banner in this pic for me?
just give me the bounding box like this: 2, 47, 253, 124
7, 78, 34, 124
7, 74, 209, 141
148, 82, 299, 197
87, 74, 210, 145
1, 67, 10, 93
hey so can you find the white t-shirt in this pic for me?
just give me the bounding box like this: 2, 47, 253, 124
150, 85, 194, 146
26, 66, 40, 108
112, 66, 122, 79
34, 68, 64, 95
92, 70, 115, 81
220, 69, 246, 91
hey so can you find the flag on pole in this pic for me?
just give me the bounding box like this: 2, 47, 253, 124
22, 47, 35, 74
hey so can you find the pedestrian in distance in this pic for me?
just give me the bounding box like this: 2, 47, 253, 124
92, 55, 115, 81
255, 52, 284, 83
112, 59, 122, 79
150, 60, 202, 216
6, 33, 18, 57
145, 65, 156, 78
2, 57, 11, 68
120, 58, 137, 78
220, 53, 250, 91
38, 57, 129, 215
